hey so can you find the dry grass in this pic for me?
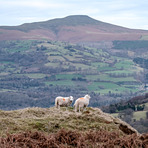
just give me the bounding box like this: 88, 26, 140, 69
0, 107, 147, 147
0, 107, 138, 137
0, 129, 147, 148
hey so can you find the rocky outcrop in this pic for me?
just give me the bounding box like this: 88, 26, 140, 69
85, 107, 139, 135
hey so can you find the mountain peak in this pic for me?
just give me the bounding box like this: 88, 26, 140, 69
5, 15, 100, 32
44, 15, 100, 27
62, 15, 99, 25
0, 15, 148, 42
63, 15, 96, 21
63, 15, 91, 19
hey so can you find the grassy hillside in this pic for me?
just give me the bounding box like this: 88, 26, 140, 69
0, 107, 134, 136
0, 39, 147, 110
0, 107, 148, 147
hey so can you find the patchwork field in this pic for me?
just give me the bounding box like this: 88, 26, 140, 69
0, 39, 148, 109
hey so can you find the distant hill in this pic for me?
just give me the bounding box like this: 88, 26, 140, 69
102, 93, 148, 133
103, 93, 148, 113
0, 15, 148, 43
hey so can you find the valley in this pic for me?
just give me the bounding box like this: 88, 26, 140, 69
0, 39, 147, 110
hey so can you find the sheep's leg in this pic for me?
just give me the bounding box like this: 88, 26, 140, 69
58, 105, 60, 110
56, 104, 59, 109
83, 107, 86, 112
75, 107, 77, 112
79, 106, 81, 112
74, 105, 76, 112
74, 104, 77, 112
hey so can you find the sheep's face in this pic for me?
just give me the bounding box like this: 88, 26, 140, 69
85, 94, 90, 99
69, 96, 73, 102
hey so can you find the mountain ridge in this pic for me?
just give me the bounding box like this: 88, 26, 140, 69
0, 15, 128, 30
0, 15, 148, 42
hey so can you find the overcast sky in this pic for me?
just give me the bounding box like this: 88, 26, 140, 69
0, 0, 148, 30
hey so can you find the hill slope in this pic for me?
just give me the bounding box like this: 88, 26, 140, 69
0, 15, 148, 42
0, 107, 138, 136
102, 93, 148, 133
0, 107, 148, 147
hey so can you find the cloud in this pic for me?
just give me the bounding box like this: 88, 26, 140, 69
0, 0, 69, 9
0, 0, 148, 29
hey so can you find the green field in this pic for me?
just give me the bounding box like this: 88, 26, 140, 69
5, 40, 33, 53
133, 111, 147, 121
112, 111, 147, 121
45, 80, 74, 86
55, 74, 83, 80
111, 102, 148, 121
17, 73, 47, 79
0, 39, 147, 99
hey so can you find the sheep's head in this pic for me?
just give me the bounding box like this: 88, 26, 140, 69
69, 96, 73, 102
85, 94, 91, 100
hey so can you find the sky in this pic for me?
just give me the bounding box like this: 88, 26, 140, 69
0, 0, 148, 30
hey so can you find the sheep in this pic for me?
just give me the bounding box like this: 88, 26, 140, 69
74, 94, 90, 112
55, 96, 73, 110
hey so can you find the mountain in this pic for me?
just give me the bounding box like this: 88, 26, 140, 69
1, 107, 147, 147
0, 15, 148, 43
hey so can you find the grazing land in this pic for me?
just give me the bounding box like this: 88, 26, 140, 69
0, 39, 147, 110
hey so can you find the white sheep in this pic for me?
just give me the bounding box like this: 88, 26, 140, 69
55, 96, 73, 109
74, 94, 90, 112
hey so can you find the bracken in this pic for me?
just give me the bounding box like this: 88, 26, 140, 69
0, 129, 148, 148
